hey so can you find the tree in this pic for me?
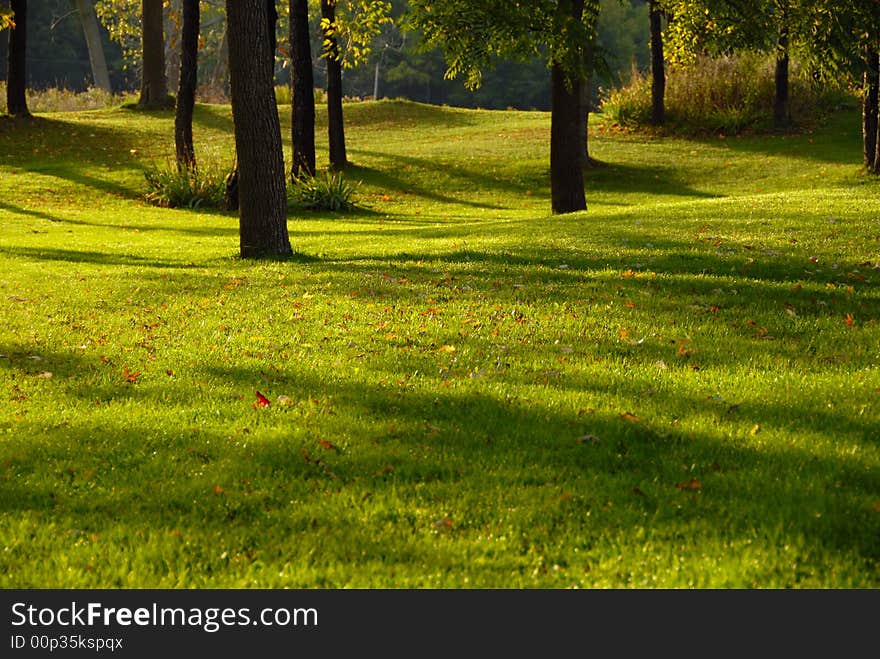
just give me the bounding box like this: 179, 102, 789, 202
174, 0, 199, 170
6, 0, 28, 116
226, 0, 292, 258
408, 0, 597, 214
648, 0, 665, 125
290, 0, 316, 176
139, 0, 167, 107
74, 0, 112, 92
321, 0, 347, 168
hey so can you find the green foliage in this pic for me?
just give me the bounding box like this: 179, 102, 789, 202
321, 0, 394, 68
0, 7, 14, 30
144, 161, 231, 209
289, 170, 359, 211
600, 53, 851, 134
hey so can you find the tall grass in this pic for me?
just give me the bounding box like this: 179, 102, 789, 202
600, 52, 852, 134
0, 83, 136, 114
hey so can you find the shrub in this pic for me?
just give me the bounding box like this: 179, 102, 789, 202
144, 160, 231, 209
599, 52, 851, 135
289, 170, 359, 212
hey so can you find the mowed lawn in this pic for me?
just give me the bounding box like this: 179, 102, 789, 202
0, 100, 878, 587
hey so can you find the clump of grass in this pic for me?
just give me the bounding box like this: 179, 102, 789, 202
144, 160, 231, 209
289, 170, 359, 211
600, 52, 851, 134
275, 85, 327, 105
0, 83, 135, 114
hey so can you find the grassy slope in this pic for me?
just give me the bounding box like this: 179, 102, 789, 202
0, 101, 878, 587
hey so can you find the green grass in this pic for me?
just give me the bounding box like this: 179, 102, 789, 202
0, 100, 878, 588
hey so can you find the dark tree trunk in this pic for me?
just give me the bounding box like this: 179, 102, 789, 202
551, 62, 586, 214
290, 0, 316, 177
139, 0, 168, 108
174, 0, 199, 170
226, 0, 291, 258
321, 0, 347, 169
864, 50, 879, 171
774, 25, 790, 129
7, 0, 29, 117
649, 0, 665, 125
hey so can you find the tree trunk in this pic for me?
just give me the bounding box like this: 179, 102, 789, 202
139, 0, 168, 108
226, 0, 292, 258
7, 0, 29, 116
774, 25, 790, 129
550, 0, 586, 214
863, 50, 879, 171
321, 0, 347, 169
290, 0, 316, 177
649, 0, 665, 125
174, 0, 198, 170
74, 0, 111, 92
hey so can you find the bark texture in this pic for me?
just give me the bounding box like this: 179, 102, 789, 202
7, 0, 29, 116
321, 0, 347, 169
290, 0, 316, 177
550, 0, 587, 214
649, 0, 665, 126
226, 0, 292, 258
139, 0, 168, 108
175, 0, 199, 170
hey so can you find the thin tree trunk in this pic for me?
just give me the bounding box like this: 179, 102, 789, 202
290, 0, 316, 177
139, 0, 168, 108
321, 0, 347, 169
7, 0, 29, 116
174, 0, 198, 170
774, 24, 790, 129
874, 46, 880, 174
649, 0, 665, 125
74, 0, 111, 92
225, 0, 292, 258
863, 50, 879, 171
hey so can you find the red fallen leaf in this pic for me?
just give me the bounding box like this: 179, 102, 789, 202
122, 367, 141, 383
99, 355, 111, 364
676, 478, 702, 491
213, 485, 223, 495
319, 439, 340, 452
252, 391, 270, 408
809, 256, 819, 263
374, 464, 394, 477
845, 314, 854, 328
433, 517, 452, 529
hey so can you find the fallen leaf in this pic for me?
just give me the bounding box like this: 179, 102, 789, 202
276, 394, 295, 407
213, 485, 223, 495
675, 478, 702, 491
252, 391, 271, 408
577, 434, 601, 445
437, 344, 457, 353
319, 439, 340, 452
35, 371, 53, 379
122, 368, 141, 384
872, 503, 880, 512
433, 517, 452, 529
619, 412, 641, 423
750, 424, 760, 436
845, 313, 854, 328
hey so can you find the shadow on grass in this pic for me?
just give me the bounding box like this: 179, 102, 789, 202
0, 352, 876, 586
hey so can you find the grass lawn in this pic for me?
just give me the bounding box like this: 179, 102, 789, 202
0, 100, 878, 588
